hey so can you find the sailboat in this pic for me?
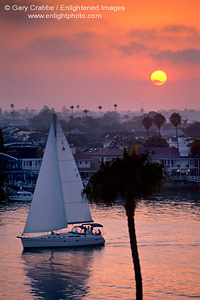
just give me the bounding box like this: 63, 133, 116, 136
18, 115, 105, 248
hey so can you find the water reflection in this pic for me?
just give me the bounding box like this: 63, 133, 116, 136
22, 247, 104, 300
158, 187, 200, 202
0, 201, 30, 216
0, 188, 199, 300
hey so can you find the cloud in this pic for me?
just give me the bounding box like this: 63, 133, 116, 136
152, 48, 200, 65
129, 28, 158, 41
129, 25, 200, 43
118, 42, 200, 65
116, 25, 200, 65
116, 42, 146, 55
161, 25, 199, 36
29, 32, 94, 58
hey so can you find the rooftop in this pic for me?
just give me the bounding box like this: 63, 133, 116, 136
85, 148, 123, 157
74, 150, 92, 160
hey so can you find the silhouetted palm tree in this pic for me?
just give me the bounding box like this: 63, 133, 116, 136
10, 104, 15, 119
169, 113, 181, 149
83, 109, 89, 117
114, 104, 117, 121
98, 106, 102, 118
70, 106, 74, 117
142, 116, 153, 137
153, 113, 166, 136
84, 149, 164, 300
191, 138, 200, 157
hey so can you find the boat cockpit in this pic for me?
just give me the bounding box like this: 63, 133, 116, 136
71, 223, 103, 236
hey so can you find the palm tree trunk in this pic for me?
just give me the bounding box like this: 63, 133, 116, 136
125, 204, 143, 300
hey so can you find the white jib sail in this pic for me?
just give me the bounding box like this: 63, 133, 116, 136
23, 123, 67, 233
56, 120, 93, 224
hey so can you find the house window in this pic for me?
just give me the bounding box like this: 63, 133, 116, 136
29, 161, 32, 166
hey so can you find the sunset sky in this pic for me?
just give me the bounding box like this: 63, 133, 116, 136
1, 0, 200, 112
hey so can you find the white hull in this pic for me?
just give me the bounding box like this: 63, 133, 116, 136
9, 190, 33, 202
20, 232, 105, 248
9, 196, 32, 202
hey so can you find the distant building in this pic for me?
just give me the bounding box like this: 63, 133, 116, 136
84, 147, 123, 167
1, 141, 200, 190
74, 150, 96, 180
1, 146, 97, 189
0, 152, 42, 189
160, 129, 184, 139
143, 147, 200, 180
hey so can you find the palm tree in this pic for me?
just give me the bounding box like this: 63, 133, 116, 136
84, 148, 164, 300
142, 116, 152, 137
10, 104, 15, 120
191, 138, 200, 157
114, 104, 117, 121
153, 113, 166, 136
70, 106, 74, 117
83, 109, 89, 117
98, 106, 102, 118
169, 113, 182, 149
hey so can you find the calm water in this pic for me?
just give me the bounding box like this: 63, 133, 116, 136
0, 189, 199, 300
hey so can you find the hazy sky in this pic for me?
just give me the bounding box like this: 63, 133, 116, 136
1, 0, 200, 112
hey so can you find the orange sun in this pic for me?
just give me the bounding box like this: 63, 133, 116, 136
151, 70, 167, 86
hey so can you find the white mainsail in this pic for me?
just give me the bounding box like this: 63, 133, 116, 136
23, 123, 67, 233
56, 120, 93, 224
23, 116, 92, 234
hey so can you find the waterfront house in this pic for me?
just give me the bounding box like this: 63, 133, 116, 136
84, 147, 123, 165
144, 147, 200, 181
